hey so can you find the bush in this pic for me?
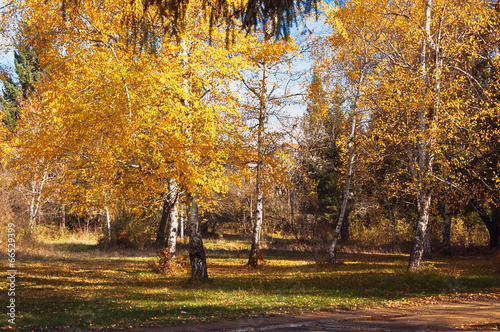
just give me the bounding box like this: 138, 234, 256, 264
99, 210, 157, 249
153, 249, 189, 273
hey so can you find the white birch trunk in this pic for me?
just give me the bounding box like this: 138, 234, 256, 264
248, 59, 267, 268
105, 206, 111, 242
27, 172, 47, 238
248, 162, 264, 267
409, 194, 432, 269
165, 181, 179, 256
408, 0, 438, 270
328, 69, 365, 264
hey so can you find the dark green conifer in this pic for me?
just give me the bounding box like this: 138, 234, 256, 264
1, 44, 39, 129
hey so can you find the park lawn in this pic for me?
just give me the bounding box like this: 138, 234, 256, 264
2, 239, 499, 331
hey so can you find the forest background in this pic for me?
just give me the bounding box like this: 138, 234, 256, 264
1, 0, 499, 329
0, 0, 499, 325
1, 0, 500, 272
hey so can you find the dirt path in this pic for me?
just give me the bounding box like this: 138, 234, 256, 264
126, 298, 500, 332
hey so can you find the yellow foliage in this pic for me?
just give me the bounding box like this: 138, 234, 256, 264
0, 0, 254, 216
317, 0, 499, 208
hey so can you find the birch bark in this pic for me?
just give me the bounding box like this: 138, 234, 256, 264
328, 69, 365, 264
165, 182, 179, 256
24, 171, 47, 238
247, 59, 267, 268
408, 0, 438, 270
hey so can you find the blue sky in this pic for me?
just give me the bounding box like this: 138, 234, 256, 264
0, 51, 14, 73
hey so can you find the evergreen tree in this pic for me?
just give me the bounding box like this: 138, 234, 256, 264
1, 76, 19, 129
302, 70, 347, 238
1, 44, 40, 129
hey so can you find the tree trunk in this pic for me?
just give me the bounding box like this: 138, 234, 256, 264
165, 185, 179, 256
328, 68, 365, 264
408, 193, 432, 270
248, 162, 264, 267
328, 178, 351, 264
408, 0, 437, 270
340, 207, 350, 243
442, 202, 452, 255
474, 202, 500, 250
179, 208, 184, 241
105, 206, 111, 242
489, 226, 500, 250
166, 199, 179, 254
423, 220, 432, 258
154, 198, 170, 249
187, 192, 208, 281
155, 181, 179, 250
492, 204, 500, 250
247, 57, 268, 268
26, 172, 47, 239
60, 203, 66, 232
481, 212, 499, 250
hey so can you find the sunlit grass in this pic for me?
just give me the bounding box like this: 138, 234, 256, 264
1, 236, 499, 331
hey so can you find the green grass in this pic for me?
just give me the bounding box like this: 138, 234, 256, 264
2, 237, 499, 331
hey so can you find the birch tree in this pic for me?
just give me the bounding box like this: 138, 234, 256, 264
0, 0, 248, 262
320, 0, 498, 268
186, 192, 207, 281
240, 32, 300, 267
315, 2, 377, 263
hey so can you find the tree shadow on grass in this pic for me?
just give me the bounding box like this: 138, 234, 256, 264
12, 250, 500, 331
17, 267, 500, 331
51, 242, 99, 252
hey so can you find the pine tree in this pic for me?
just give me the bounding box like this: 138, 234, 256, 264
1, 76, 19, 129
302, 70, 347, 241
1, 45, 40, 129
63, 0, 319, 48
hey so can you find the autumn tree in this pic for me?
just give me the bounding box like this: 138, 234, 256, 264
239, 31, 300, 267
319, 0, 498, 268
1, 0, 249, 280
444, 5, 500, 250
0, 29, 52, 239
313, 2, 376, 263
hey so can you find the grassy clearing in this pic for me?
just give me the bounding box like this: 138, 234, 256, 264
2, 235, 499, 331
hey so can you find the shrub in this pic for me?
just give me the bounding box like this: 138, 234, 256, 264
153, 249, 188, 273
99, 210, 157, 249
